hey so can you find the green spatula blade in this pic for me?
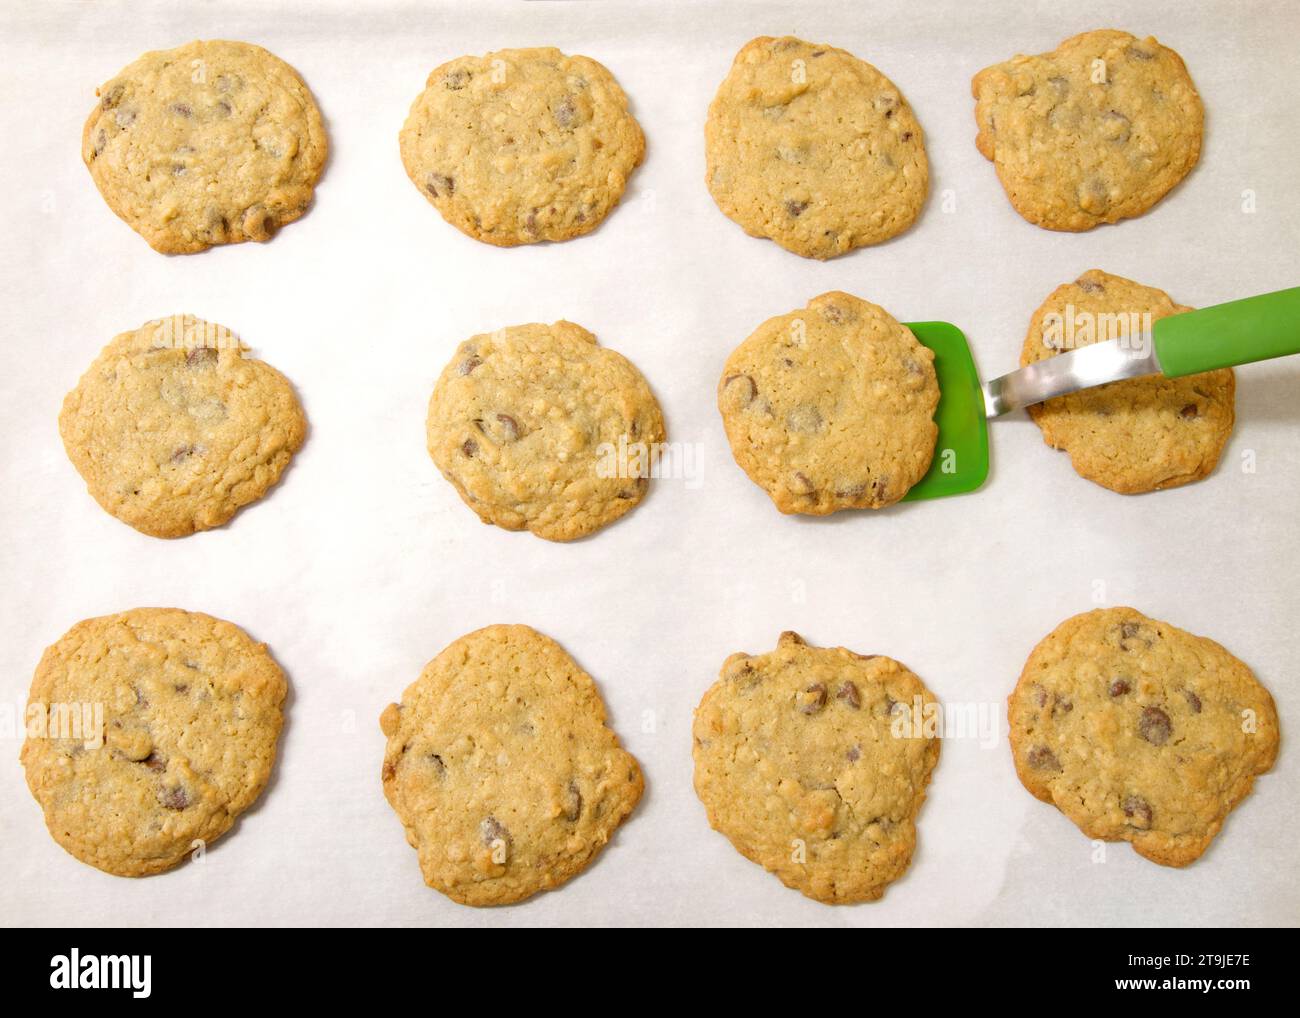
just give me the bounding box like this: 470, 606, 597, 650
902, 321, 990, 501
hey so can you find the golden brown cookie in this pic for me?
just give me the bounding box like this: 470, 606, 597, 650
83, 40, 327, 253
399, 47, 644, 245
718, 292, 939, 514
1022, 270, 1234, 493
1009, 607, 1279, 866
427, 320, 664, 541
21, 608, 288, 877
379, 625, 643, 906
693, 632, 941, 904
706, 36, 928, 259
59, 315, 307, 538
972, 30, 1202, 230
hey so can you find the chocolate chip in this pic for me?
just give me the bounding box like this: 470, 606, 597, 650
553, 96, 579, 129
1138, 706, 1172, 746
874, 94, 898, 115
1118, 621, 1154, 651
495, 413, 520, 442
846, 745, 861, 762
1076, 277, 1105, 294
458, 354, 482, 375
819, 302, 855, 324
798, 683, 828, 715
169, 102, 192, 118
900, 131, 913, 142
141, 752, 166, 773
562, 781, 583, 822
725, 656, 760, 688
1179, 403, 1198, 419
170, 445, 198, 464
381, 760, 396, 782
159, 786, 190, 810
786, 404, 822, 433
1082, 177, 1111, 209
443, 69, 471, 90
428, 753, 446, 778
1103, 110, 1131, 144
475, 414, 521, 444
1052, 694, 1074, 715
1122, 795, 1153, 828
836, 681, 861, 709
784, 199, 809, 217
1183, 690, 1202, 713
790, 471, 815, 495
723, 373, 756, 405
1127, 46, 1156, 61
480, 816, 512, 848
1026, 746, 1061, 771
425, 172, 455, 198
1109, 678, 1131, 697
101, 84, 125, 109
186, 346, 218, 367
215, 99, 232, 117
461, 438, 477, 458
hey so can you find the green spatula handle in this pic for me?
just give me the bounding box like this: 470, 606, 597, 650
1154, 286, 1300, 377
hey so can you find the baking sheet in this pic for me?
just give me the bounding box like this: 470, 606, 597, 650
2, 0, 1298, 928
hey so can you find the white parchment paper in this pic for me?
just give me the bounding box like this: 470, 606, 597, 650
2, 0, 1298, 928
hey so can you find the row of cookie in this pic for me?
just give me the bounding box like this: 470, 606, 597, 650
60, 270, 1235, 542
21, 605, 1277, 903
83, 29, 1204, 258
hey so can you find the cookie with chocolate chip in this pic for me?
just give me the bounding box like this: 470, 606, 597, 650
60, 315, 306, 538
21, 608, 288, 877
1022, 270, 1234, 493
379, 625, 643, 906
705, 36, 928, 259
399, 47, 644, 245
427, 320, 664, 541
718, 291, 939, 515
972, 30, 1202, 230
1009, 607, 1278, 867
83, 40, 327, 253
693, 631, 940, 904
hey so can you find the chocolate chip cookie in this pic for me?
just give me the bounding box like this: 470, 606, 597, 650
427, 320, 664, 541
400, 47, 644, 245
718, 291, 939, 514
693, 631, 940, 904
21, 608, 288, 877
1022, 270, 1234, 493
1009, 608, 1278, 866
59, 315, 307, 538
706, 36, 928, 259
83, 40, 327, 253
379, 625, 643, 906
973, 30, 1202, 230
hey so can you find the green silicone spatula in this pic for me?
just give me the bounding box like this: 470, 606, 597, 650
901, 286, 1300, 501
